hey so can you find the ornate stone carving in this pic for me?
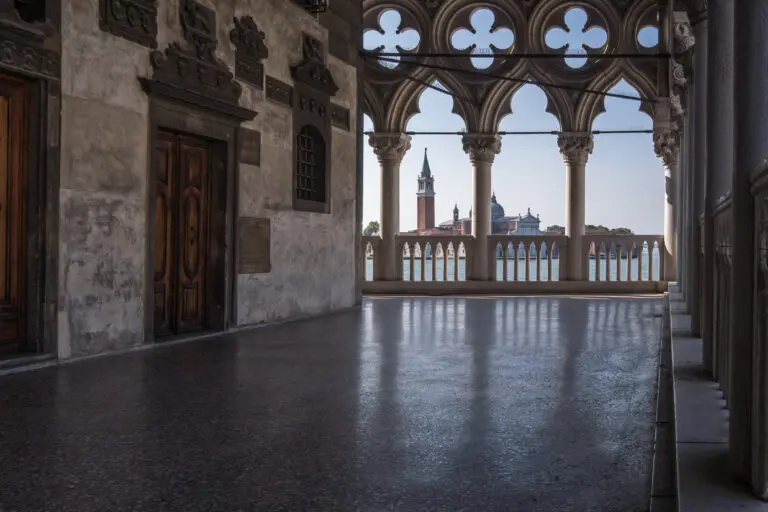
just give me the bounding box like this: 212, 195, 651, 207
291, 34, 338, 96
557, 133, 593, 165
99, 0, 157, 48
670, 94, 684, 117
672, 60, 687, 88
0, 0, 58, 79
368, 133, 411, 163
140, 0, 254, 120
462, 134, 502, 165
653, 128, 680, 168
298, 94, 327, 118
673, 19, 695, 54
230, 16, 268, 89
330, 104, 350, 131
265, 75, 292, 107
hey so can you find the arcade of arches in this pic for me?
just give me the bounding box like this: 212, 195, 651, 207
0, 0, 768, 508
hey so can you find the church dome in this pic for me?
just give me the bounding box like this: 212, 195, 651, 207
491, 193, 505, 219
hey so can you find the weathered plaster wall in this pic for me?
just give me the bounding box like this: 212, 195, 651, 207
59, 0, 358, 356
235, 0, 359, 324
59, 0, 156, 357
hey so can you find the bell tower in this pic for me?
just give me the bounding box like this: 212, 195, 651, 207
417, 148, 435, 232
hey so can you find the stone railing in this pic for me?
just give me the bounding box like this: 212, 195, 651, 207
361, 234, 668, 294
395, 234, 474, 282
581, 234, 666, 282
488, 235, 569, 281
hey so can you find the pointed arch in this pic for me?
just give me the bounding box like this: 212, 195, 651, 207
363, 81, 387, 132
573, 62, 657, 131
479, 61, 572, 132
384, 69, 478, 132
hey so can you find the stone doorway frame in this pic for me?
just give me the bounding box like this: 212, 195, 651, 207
142, 97, 250, 343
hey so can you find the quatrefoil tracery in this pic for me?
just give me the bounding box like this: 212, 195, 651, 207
363, 9, 421, 69
450, 8, 515, 69
544, 7, 608, 68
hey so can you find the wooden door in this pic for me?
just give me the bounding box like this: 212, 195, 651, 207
152, 131, 210, 337
0, 79, 27, 355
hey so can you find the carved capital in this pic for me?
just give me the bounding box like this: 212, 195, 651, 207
368, 133, 411, 164
557, 132, 593, 165
672, 59, 687, 89
462, 134, 501, 165
654, 128, 680, 168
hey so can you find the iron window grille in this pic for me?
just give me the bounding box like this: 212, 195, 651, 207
296, 125, 327, 205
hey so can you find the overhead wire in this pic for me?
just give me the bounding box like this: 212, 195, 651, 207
363, 130, 653, 136
360, 51, 656, 103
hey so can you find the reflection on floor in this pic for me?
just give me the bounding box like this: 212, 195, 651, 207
0, 296, 661, 512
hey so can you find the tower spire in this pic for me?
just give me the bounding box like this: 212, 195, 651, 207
421, 147, 431, 177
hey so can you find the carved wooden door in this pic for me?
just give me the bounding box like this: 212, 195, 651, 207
153, 131, 209, 337
0, 79, 27, 356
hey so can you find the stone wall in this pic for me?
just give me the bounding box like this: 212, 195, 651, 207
58, 0, 358, 357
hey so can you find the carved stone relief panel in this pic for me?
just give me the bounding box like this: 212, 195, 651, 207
99, 0, 158, 48
265, 75, 292, 107
139, 0, 255, 121
0, 0, 59, 79
230, 16, 268, 89
330, 104, 350, 131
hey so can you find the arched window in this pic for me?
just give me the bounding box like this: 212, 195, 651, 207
294, 124, 328, 211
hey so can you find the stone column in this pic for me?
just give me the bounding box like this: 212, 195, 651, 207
732, 0, 766, 494
558, 132, 594, 280
368, 133, 411, 281
690, 8, 708, 340
677, 122, 687, 287
462, 134, 501, 281
654, 128, 680, 281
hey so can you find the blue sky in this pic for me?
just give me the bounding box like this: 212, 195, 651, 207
362, 8, 662, 234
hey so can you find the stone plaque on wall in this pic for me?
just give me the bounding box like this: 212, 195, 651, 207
239, 128, 261, 166
238, 217, 270, 274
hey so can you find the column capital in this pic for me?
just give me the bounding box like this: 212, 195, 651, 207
557, 132, 593, 165
462, 133, 502, 164
368, 132, 411, 164
653, 127, 680, 168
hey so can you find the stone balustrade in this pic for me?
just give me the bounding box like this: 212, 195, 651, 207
362, 234, 668, 293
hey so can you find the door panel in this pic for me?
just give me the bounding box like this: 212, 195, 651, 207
152, 131, 209, 337
153, 133, 176, 337
175, 139, 208, 333
0, 81, 27, 355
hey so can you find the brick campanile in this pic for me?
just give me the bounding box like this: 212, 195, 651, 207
416, 148, 435, 233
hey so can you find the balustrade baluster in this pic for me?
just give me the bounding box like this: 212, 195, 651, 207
514, 244, 520, 281
503, 244, 509, 281
525, 245, 531, 282
536, 242, 543, 282
617, 245, 623, 282
547, 243, 554, 281
431, 244, 437, 282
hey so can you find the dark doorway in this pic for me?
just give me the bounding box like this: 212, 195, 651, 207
0, 75, 28, 356
153, 130, 211, 337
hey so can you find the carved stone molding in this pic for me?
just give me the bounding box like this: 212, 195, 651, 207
673, 18, 695, 54
653, 128, 680, 168
265, 75, 292, 107
368, 133, 411, 164
291, 34, 338, 96
139, 0, 255, 121
672, 60, 687, 89
230, 16, 267, 89
0, 1, 58, 80
557, 133, 594, 166
298, 93, 327, 119
330, 104, 350, 131
462, 134, 502, 165
99, 0, 158, 48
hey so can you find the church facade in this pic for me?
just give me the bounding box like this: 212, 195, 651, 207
410, 148, 546, 236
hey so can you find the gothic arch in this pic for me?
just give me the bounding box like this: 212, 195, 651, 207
363, 82, 387, 132
384, 69, 477, 132
573, 63, 656, 131
479, 62, 571, 132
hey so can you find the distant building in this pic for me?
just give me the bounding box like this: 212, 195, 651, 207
405, 148, 548, 236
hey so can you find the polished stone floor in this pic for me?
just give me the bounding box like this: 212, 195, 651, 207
0, 297, 661, 512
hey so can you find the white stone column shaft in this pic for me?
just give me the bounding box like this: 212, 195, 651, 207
558, 133, 593, 280
462, 134, 501, 281
368, 133, 411, 281
654, 128, 680, 281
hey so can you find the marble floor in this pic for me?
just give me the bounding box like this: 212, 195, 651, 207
0, 296, 662, 512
